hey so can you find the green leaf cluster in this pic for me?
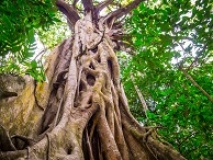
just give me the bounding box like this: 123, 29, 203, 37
0, 0, 58, 80
123, 0, 213, 159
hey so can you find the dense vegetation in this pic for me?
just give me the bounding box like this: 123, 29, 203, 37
123, 0, 213, 159
0, 0, 212, 159
0, 0, 61, 80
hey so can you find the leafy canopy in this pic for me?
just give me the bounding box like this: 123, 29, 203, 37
0, 0, 60, 80
123, 0, 213, 159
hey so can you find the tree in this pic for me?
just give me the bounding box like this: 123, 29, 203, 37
122, 0, 213, 159
0, 0, 186, 159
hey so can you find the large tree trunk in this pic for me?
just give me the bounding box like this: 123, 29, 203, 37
0, 13, 185, 160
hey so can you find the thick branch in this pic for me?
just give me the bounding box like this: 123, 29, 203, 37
56, 0, 80, 29
82, 0, 94, 11
105, 0, 146, 21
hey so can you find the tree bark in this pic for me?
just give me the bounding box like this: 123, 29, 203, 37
0, 13, 186, 160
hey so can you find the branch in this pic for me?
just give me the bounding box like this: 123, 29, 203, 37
176, 40, 213, 103
56, 0, 80, 30
131, 74, 148, 118
96, 0, 113, 12
187, 44, 207, 70
81, 0, 94, 11
180, 68, 213, 104
105, 0, 146, 21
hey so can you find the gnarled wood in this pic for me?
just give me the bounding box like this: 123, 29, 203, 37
56, 0, 80, 31
0, 13, 185, 160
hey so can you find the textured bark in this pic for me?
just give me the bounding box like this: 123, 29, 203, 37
0, 13, 186, 160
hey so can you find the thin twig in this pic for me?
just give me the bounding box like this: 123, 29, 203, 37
131, 73, 148, 118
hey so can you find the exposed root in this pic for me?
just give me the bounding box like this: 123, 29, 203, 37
0, 13, 186, 160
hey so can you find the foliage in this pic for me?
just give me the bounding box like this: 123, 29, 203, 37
123, 0, 213, 159
0, 0, 59, 80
